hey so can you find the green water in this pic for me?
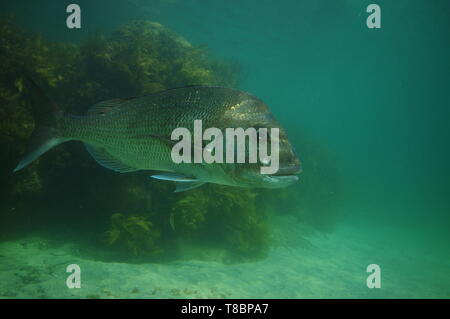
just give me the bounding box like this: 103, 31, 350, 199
0, 0, 449, 299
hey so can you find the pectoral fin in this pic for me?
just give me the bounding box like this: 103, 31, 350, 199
150, 172, 198, 182
150, 173, 205, 192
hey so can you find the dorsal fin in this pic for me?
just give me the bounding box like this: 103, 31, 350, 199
84, 143, 138, 173
87, 99, 125, 115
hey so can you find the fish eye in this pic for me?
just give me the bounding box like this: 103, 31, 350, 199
254, 126, 270, 141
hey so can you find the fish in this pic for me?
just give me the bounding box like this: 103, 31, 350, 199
14, 78, 301, 192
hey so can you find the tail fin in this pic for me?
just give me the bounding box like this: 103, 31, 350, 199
14, 77, 67, 172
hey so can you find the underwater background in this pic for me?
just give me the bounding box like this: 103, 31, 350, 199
0, 0, 449, 298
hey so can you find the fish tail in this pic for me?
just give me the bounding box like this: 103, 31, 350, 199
14, 77, 69, 172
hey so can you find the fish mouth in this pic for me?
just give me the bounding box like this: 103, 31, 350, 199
255, 162, 301, 188
264, 172, 299, 187
270, 162, 302, 177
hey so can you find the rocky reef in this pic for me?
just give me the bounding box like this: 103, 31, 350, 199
0, 19, 342, 262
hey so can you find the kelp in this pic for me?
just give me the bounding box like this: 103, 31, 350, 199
105, 213, 162, 257
169, 185, 270, 260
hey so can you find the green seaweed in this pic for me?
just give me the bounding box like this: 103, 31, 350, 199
170, 189, 209, 237
105, 213, 162, 257
170, 185, 270, 260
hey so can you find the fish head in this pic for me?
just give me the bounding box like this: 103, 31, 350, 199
222, 95, 302, 188
234, 129, 302, 189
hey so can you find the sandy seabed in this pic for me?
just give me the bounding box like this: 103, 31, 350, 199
0, 215, 449, 299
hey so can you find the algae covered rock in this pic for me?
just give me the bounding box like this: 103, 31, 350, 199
0, 19, 240, 240
75, 20, 238, 110
0, 19, 341, 263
